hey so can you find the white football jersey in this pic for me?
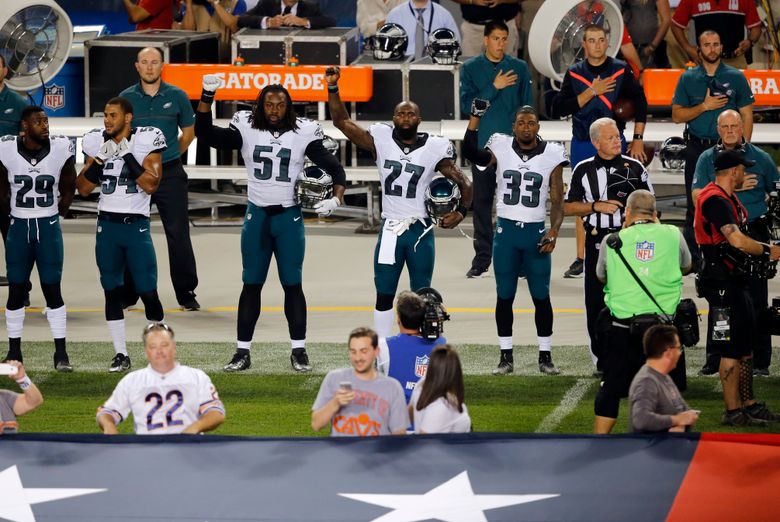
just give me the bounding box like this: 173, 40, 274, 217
369, 123, 455, 220
486, 134, 568, 222
230, 112, 322, 207
82, 127, 166, 216
97, 363, 224, 435
0, 135, 74, 219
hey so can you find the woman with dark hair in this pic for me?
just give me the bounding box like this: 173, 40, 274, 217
409, 344, 471, 433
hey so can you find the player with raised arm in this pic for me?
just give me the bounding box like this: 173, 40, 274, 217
325, 66, 473, 338
195, 76, 347, 373
76, 97, 166, 373
462, 100, 567, 376
0, 106, 76, 371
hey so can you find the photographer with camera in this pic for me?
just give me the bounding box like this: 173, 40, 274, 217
378, 289, 448, 403
694, 148, 780, 426
691, 109, 778, 377
593, 190, 693, 434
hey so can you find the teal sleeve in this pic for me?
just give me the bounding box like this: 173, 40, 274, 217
671, 74, 690, 106
459, 61, 499, 116
691, 153, 714, 189
734, 73, 755, 108
177, 90, 195, 128
761, 153, 779, 184
517, 62, 533, 107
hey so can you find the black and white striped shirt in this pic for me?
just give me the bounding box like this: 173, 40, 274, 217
566, 154, 653, 230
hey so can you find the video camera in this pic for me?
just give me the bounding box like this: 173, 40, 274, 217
414, 287, 450, 341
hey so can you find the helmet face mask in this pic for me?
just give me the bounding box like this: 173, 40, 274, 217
427, 28, 461, 65
295, 166, 333, 209
425, 177, 461, 224
660, 137, 686, 171
373, 23, 409, 61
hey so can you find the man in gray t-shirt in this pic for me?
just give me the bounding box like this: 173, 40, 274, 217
629, 325, 699, 433
312, 327, 407, 437
0, 361, 44, 433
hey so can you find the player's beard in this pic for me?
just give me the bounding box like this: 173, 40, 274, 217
518, 136, 536, 147
395, 125, 417, 141
26, 132, 48, 147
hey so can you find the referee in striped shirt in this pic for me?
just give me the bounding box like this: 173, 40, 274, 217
564, 118, 653, 373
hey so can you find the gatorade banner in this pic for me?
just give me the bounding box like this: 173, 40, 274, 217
644, 68, 780, 106
161, 64, 373, 102
0, 433, 778, 521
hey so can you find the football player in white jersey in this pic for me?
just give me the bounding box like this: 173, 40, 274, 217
463, 101, 567, 376
76, 97, 166, 374
195, 77, 346, 373
97, 322, 225, 435
0, 106, 76, 371
325, 66, 473, 338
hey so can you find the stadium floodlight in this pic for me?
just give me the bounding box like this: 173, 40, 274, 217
528, 0, 623, 85
0, 0, 73, 92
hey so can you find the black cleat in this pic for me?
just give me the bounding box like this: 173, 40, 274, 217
180, 297, 200, 311
753, 367, 770, 377
492, 351, 514, 375
538, 352, 561, 375
745, 403, 780, 422
563, 258, 584, 278
224, 351, 251, 372
54, 353, 73, 373
721, 409, 769, 427
698, 364, 719, 376
109, 353, 131, 373
290, 348, 312, 373
466, 266, 489, 279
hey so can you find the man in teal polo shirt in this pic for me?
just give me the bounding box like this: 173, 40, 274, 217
692, 109, 777, 377
120, 47, 200, 311
671, 30, 754, 269
459, 19, 532, 279
0, 54, 28, 287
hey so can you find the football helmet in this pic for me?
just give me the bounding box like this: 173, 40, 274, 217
660, 137, 686, 170
295, 166, 333, 209
427, 28, 461, 65
425, 177, 461, 224
373, 23, 408, 60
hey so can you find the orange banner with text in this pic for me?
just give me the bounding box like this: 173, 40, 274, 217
161, 64, 373, 102
644, 68, 780, 106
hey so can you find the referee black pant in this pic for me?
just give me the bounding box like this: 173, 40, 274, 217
122, 159, 198, 305
682, 138, 711, 268
585, 229, 608, 368
469, 163, 496, 272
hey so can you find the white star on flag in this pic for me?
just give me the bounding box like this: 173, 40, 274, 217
0, 465, 106, 522
339, 470, 559, 522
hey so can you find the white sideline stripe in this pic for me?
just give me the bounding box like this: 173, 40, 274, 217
535, 378, 594, 433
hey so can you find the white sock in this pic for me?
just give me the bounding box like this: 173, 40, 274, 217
107, 319, 127, 356
291, 339, 305, 350
498, 336, 513, 351
237, 341, 251, 351
538, 336, 552, 353
5, 308, 25, 339
46, 305, 67, 340
374, 309, 395, 339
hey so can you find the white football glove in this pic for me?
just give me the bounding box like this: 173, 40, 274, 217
96, 139, 118, 163
202, 74, 222, 93
313, 196, 340, 217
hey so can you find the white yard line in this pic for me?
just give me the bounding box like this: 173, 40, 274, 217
535, 378, 594, 433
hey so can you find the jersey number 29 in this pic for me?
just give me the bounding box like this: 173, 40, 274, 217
14, 174, 55, 208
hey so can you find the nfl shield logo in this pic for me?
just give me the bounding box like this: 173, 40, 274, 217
635, 241, 655, 262
414, 355, 429, 378
44, 84, 65, 111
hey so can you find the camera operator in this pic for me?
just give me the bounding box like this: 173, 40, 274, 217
694, 148, 780, 426
378, 289, 447, 403
691, 109, 778, 377
593, 190, 692, 434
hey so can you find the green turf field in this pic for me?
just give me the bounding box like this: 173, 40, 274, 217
2, 342, 779, 435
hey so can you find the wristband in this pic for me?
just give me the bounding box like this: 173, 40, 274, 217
762, 244, 770, 256
122, 153, 145, 180
591, 201, 598, 213
201, 90, 216, 104
633, 134, 644, 140
456, 204, 468, 219
327, 85, 339, 93
590, 87, 597, 96
83, 160, 104, 184
16, 375, 32, 390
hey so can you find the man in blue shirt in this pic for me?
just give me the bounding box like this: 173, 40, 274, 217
459, 19, 532, 279
691, 109, 776, 377
386, 0, 460, 59
379, 290, 445, 403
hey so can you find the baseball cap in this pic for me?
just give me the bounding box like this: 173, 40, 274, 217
714, 149, 755, 171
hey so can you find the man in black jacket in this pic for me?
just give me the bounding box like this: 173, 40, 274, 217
213, 0, 336, 31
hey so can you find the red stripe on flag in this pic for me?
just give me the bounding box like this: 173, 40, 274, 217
666, 434, 780, 521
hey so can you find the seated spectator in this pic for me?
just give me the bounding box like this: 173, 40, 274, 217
0, 361, 43, 434
622, 0, 672, 68
357, 0, 405, 40
628, 324, 699, 434
214, 0, 336, 32
409, 344, 471, 434
176, 0, 248, 62
97, 323, 226, 435
123, 0, 176, 31
378, 290, 446, 403
312, 327, 407, 436
386, 0, 460, 59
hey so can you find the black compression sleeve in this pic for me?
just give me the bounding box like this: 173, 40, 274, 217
83, 161, 104, 184
462, 129, 493, 166
194, 111, 243, 150
122, 153, 145, 180
306, 140, 347, 187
